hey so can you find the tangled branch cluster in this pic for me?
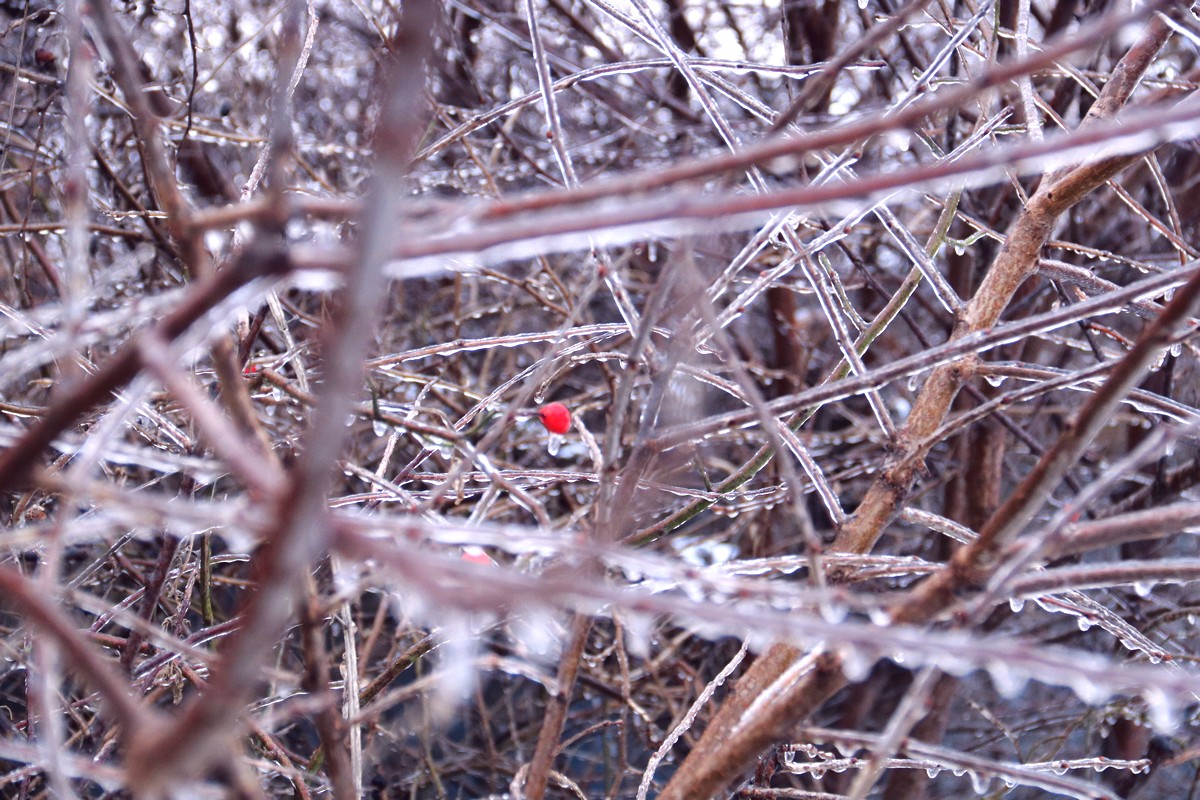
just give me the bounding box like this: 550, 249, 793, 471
2, 1, 1200, 798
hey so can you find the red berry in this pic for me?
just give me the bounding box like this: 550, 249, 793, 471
537, 402, 571, 435
460, 546, 495, 566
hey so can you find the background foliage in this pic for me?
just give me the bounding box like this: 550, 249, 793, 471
2, 1, 1200, 798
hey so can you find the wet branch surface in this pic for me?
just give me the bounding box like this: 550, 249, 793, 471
2, 2, 1200, 799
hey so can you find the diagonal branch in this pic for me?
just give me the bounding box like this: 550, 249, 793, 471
656, 12, 1184, 800
831, 10, 1179, 556
122, 2, 437, 794
0, 240, 292, 494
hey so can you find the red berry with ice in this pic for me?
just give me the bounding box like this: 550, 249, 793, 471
537, 402, 572, 435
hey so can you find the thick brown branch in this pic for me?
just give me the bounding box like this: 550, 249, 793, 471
658, 14, 1182, 800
